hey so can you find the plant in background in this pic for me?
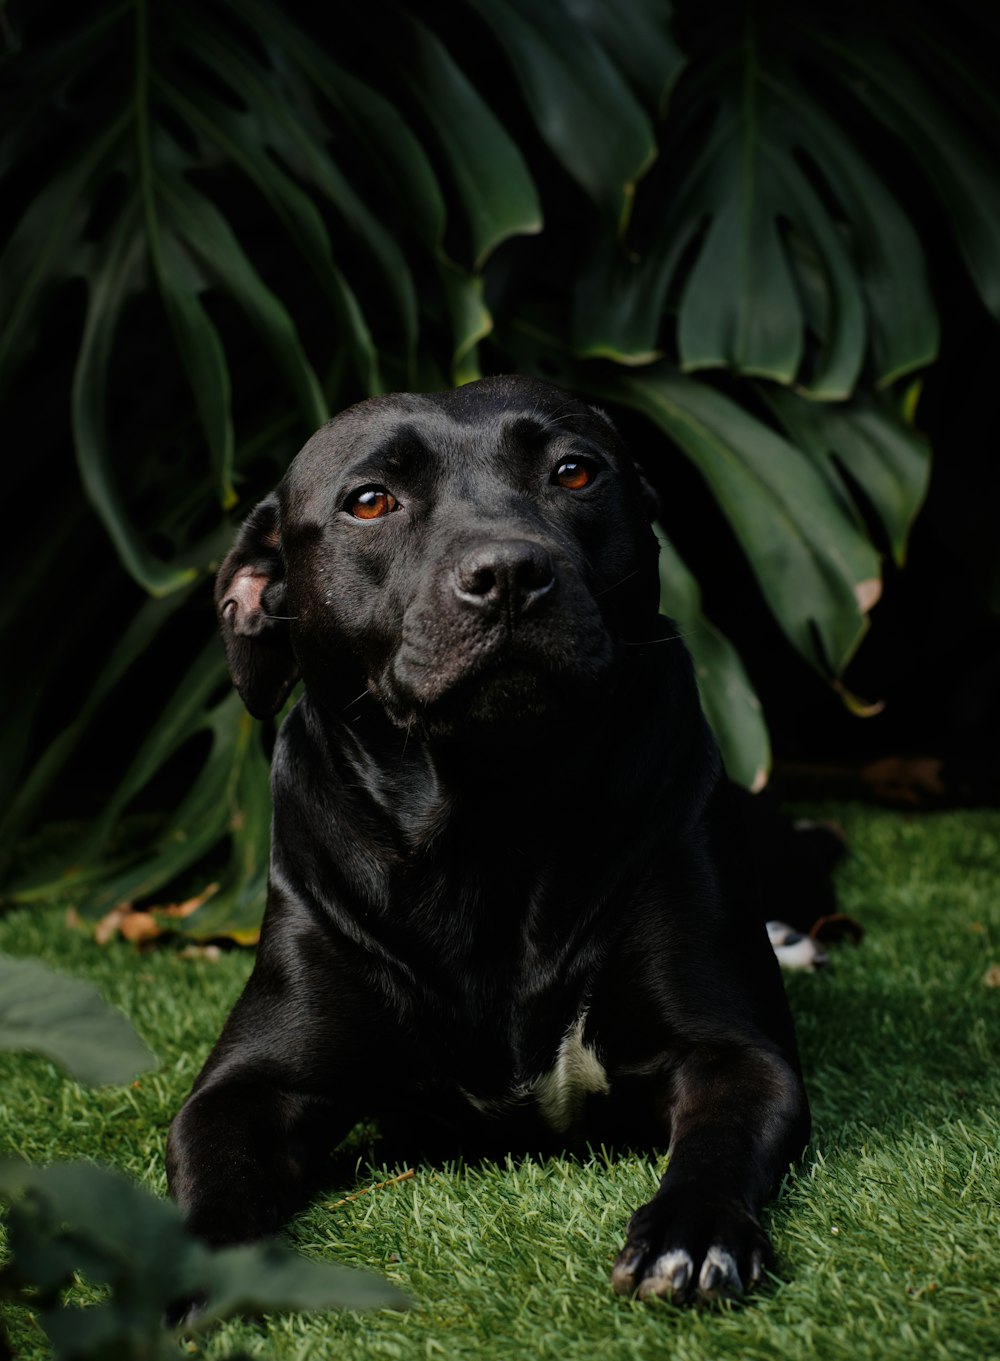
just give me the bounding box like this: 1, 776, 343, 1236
0, 955, 406, 1358
1, 0, 995, 937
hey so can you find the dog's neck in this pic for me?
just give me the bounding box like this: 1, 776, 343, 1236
268, 647, 719, 1027
291, 641, 712, 851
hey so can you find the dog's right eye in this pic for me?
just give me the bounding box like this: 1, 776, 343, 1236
551, 458, 597, 491
346, 487, 398, 520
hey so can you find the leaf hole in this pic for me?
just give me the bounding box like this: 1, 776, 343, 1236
790, 148, 851, 234
669, 211, 713, 323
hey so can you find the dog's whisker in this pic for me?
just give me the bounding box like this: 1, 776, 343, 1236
341, 689, 372, 713
399, 714, 415, 763
621, 628, 699, 646
596, 570, 640, 599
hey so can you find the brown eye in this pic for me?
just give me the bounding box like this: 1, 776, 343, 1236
348, 487, 397, 520
553, 459, 594, 491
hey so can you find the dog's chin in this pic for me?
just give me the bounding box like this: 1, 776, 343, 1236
382, 659, 609, 742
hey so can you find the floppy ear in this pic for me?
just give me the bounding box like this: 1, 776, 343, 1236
215, 494, 299, 719
589, 404, 661, 520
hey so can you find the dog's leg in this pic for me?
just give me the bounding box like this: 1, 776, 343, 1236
611, 1046, 808, 1304
167, 1076, 356, 1247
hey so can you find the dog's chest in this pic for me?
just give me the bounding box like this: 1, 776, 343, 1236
460, 1012, 610, 1135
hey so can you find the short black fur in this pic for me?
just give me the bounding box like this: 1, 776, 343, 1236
168, 375, 810, 1304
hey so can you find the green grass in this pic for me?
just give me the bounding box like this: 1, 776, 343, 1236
1, 804, 999, 1360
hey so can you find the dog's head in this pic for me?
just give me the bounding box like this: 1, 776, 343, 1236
216, 376, 660, 737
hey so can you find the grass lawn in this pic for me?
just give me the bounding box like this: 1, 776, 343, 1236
1, 803, 998, 1360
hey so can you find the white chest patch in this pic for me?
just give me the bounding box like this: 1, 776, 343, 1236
459, 1012, 610, 1132
533, 1012, 610, 1134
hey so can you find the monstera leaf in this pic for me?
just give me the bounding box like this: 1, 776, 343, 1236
466, 0, 657, 227
587, 364, 880, 674
760, 384, 932, 569
507, 327, 928, 774
0, 0, 666, 930
655, 526, 771, 791
0, 0, 557, 600
573, 13, 951, 393
2, 0, 996, 930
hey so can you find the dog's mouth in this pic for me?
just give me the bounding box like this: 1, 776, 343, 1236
380, 640, 614, 738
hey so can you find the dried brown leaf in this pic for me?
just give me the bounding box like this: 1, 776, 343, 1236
118, 912, 161, 944
177, 944, 223, 962
94, 904, 131, 945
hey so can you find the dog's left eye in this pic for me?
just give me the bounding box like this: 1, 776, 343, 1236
552, 459, 596, 491
346, 487, 398, 520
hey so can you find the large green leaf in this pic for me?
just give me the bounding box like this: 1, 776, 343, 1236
230, 0, 449, 253
0, 1160, 407, 1360
0, 957, 155, 1086
72, 696, 257, 917
6, 642, 230, 904
573, 24, 939, 394
819, 35, 1000, 323
72, 191, 200, 598
4, 1, 470, 604
84, 698, 272, 943
562, 0, 685, 115
9, 0, 998, 945
0, 590, 196, 862
158, 163, 329, 432
5, 665, 273, 943
761, 386, 932, 568
134, 4, 236, 510
655, 525, 771, 791
401, 13, 543, 269
171, 13, 417, 355
0, 114, 123, 401
591, 365, 879, 674
441, 261, 494, 386
467, 0, 657, 227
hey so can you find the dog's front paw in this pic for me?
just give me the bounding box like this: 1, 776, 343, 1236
611, 1189, 771, 1304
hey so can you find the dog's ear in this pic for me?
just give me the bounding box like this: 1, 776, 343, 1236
589, 404, 661, 520
630, 460, 661, 521
215, 494, 299, 719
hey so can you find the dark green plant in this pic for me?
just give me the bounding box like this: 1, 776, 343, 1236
1, 0, 995, 934
0, 956, 406, 1358
0, 954, 156, 1086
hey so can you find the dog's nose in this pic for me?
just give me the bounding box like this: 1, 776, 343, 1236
453, 541, 556, 614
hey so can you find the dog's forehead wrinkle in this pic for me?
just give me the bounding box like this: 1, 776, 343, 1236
287, 398, 449, 496
283, 385, 628, 526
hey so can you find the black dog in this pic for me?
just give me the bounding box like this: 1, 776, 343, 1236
167, 375, 810, 1304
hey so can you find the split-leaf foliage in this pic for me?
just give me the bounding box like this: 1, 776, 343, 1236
2, 0, 996, 936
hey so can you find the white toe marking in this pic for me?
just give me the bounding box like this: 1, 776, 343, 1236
766, 920, 829, 972
637, 1249, 692, 1299
699, 1245, 743, 1296
611, 1251, 642, 1295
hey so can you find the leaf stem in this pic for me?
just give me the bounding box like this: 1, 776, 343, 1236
738, 1, 760, 367
134, 0, 161, 275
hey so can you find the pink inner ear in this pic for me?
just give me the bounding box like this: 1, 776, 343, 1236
223, 566, 268, 625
